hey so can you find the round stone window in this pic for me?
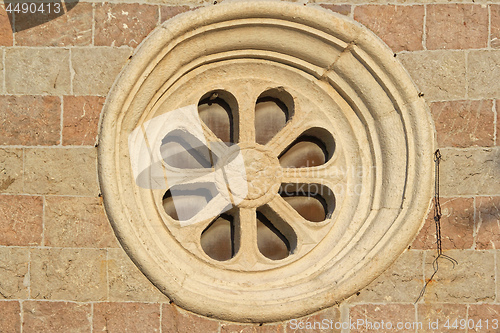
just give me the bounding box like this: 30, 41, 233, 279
98, 1, 434, 323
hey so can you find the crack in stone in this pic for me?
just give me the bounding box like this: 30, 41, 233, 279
319, 41, 356, 81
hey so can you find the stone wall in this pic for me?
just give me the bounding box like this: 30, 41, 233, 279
0, 0, 499, 332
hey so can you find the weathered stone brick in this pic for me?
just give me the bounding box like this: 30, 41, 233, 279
44, 196, 119, 248
347, 250, 424, 303
95, 3, 158, 47
24, 148, 98, 196
108, 248, 169, 302
426, 4, 488, 50
72, 47, 132, 96
468, 51, 500, 99
431, 100, 494, 148
349, 304, 416, 333
161, 303, 219, 333
15, 2, 92, 46
0, 4, 13, 46
5, 48, 70, 95
63, 96, 104, 146
354, 5, 424, 52
475, 197, 500, 249
30, 248, 107, 302
497, 251, 500, 303
417, 304, 467, 333
0, 195, 43, 246
93, 302, 160, 333
319, 4, 351, 16
221, 323, 285, 333
0, 95, 60, 146
412, 198, 474, 250
397, 51, 466, 101
154, 0, 207, 4
0, 301, 20, 333
0, 148, 23, 194
160, 5, 193, 23
497, 101, 500, 145
492, 5, 500, 48
22, 301, 91, 333
423, 250, 494, 302
286, 307, 340, 333
0, 49, 3, 94
0, 248, 29, 299
468, 304, 500, 333
439, 148, 500, 196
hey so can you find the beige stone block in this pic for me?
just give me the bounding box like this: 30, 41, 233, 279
24, 148, 98, 196
93, 302, 160, 333
440, 148, 500, 196
0, 195, 43, 246
5, 48, 70, 95
417, 303, 467, 333
0, 248, 29, 299
423, 250, 494, 302
0, 148, 23, 194
161, 303, 219, 333
286, 307, 341, 333
468, 50, 500, 99
108, 248, 168, 302
72, 47, 132, 96
22, 301, 91, 333
0, 301, 20, 333
398, 51, 466, 101
30, 248, 107, 302
45, 196, 119, 248
346, 250, 424, 303
349, 304, 416, 333
221, 322, 285, 333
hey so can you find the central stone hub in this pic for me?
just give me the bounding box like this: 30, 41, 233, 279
241, 147, 280, 200
216, 143, 281, 207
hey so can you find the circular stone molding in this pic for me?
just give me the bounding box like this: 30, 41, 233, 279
98, 1, 434, 323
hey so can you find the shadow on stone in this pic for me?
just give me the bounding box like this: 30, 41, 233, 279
5, 0, 79, 32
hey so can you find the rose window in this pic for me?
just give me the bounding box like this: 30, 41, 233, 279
98, 2, 435, 323
160, 88, 339, 266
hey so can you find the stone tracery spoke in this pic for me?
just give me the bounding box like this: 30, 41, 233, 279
280, 164, 346, 187
265, 116, 310, 158
231, 207, 262, 268
198, 121, 231, 161
265, 196, 327, 246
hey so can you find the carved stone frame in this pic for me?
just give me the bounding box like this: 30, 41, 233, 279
98, 1, 435, 323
